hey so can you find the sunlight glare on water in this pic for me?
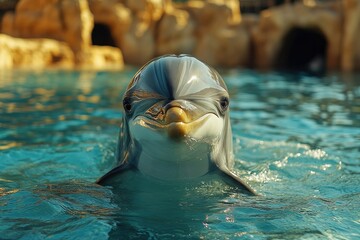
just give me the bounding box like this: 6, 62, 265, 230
0, 69, 359, 239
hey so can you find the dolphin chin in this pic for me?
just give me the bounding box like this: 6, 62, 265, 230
96, 54, 257, 195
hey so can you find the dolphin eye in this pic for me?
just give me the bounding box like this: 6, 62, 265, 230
123, 97, 132, 113
220, 96, 229, 111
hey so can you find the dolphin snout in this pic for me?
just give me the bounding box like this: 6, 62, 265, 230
165, 107, 189, 124
164, 106, 190, 140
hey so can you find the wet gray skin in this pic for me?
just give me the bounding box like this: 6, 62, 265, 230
97, 55, 256, 195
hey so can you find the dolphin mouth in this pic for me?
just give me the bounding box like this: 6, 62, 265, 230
133, 113, 219, 140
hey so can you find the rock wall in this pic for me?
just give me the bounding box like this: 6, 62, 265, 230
2, 0, 93, 54
252, 2, 342, 71
0, 33, 74, 68
155, 5, 196, 57
1, 0, 360, 71
180, 0, 249, 67
1, 0, 123, 69
117, 0, 167, 65
342, 0, 360, 71
88, 0, 131, 48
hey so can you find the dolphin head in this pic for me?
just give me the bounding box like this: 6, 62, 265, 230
118, 55, 235, 180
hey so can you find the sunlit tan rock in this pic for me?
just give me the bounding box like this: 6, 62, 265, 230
182, 0, 241, 28
342, 0, 360, 71
1, 0, 93, 55
119, 17, 155, 65
195, 25, 250, 68
0, 34, 74, 68
156, 7, 196, 56
88, 0, 131, 47
79, 46, 124, 69
0, 0, 358, 71
178, 0, 247, 67
252, 3, 342, 71
117, 0, 169, 65
62, 0, 94, 54
125, 0, 170, 22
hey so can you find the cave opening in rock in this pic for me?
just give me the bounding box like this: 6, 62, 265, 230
274, 27, 327, 74
91, 23, 116, 47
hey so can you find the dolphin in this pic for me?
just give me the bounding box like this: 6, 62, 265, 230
97, 55, 256, 195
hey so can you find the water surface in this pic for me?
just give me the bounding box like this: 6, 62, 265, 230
0, 69, 359, 239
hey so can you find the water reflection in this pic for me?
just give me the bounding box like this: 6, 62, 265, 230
0, 70, 132, 151
225, 70, 360, 149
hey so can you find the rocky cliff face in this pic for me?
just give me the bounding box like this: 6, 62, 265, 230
1, 0, 123, 69
252, 2, 342, 72
1, 0, 360, 71
0, 33, 74, 68
342, 0, 360, 71
2, 0, 93, 53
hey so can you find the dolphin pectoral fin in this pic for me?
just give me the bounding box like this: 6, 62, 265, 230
96, 164, 132, 185
220, 168, 258, 195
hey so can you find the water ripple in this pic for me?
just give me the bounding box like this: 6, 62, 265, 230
0, 70, 359, 239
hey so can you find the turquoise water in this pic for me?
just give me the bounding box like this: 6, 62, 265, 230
0, 69, 359, 239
